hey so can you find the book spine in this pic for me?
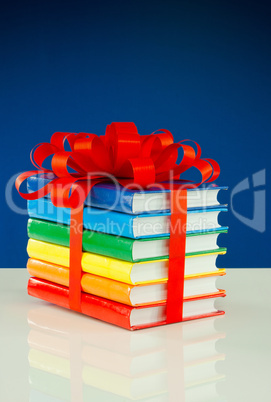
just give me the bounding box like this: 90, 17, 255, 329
28, 199, 71, 226
28, 278, 133, 330
27, 258, 133, 305
27, 239, 70, 268
86, 185, 134, 213
27, 176, 135, 213
83, 230, 134, 261
27, 259, 70, 287
81, 274, 132, 305
27, 239, 135, 284
27, 176, 49, 193
28, 218, 135, 261
81, 252, 134, 284
83, 209, 135, 238
28, 219, 70, 247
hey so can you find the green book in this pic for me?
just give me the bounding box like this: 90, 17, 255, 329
27, 219, 227, 263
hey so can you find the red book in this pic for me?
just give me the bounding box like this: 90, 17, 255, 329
28, 277, 225, 330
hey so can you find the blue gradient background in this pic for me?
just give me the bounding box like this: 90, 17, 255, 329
1, 0, 270, 267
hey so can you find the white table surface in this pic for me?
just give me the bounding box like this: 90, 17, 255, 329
0, 268, 270, 402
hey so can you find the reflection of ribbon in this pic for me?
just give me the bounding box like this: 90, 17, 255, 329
16, 122, 220, 325
69, 331, 83, 402
166, 323, 185, 401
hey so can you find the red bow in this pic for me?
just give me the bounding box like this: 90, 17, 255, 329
15, 122, 219, 207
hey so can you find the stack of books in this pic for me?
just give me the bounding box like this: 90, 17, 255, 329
26, 174, 228, 329
27, 306, 226, 401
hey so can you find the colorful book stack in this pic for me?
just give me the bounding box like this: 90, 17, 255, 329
26, 174, 227, 330
27, 306, 226, 401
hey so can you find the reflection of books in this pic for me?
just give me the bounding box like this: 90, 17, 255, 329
28, 306, 225, 354
29, 370, 225, 402
29, 348, 224, 400
29, 349, 167, 399
29, 387, 169, 402
28, 329, 223, 377
28, 307, 225, 401
28, 331, 166, 377
28, 307, 164, 355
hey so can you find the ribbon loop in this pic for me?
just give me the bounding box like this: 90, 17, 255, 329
105, 122, 141, 172
16, 122, 220, 208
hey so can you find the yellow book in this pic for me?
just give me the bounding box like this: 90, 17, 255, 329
27, 239, 226, 285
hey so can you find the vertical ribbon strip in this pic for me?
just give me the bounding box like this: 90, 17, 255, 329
166, 189, 187, 324
69, 206, 84, 312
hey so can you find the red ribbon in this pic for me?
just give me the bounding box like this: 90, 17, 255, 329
167, 189, 187, 324
16, 122, 220, 324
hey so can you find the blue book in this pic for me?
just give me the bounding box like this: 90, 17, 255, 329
27, 198, 227, 239
27, 174, 227, 215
